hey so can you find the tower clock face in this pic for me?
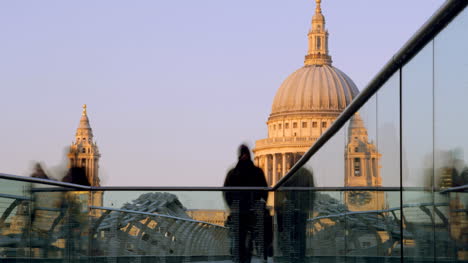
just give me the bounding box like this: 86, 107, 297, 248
348, 191, 372, 206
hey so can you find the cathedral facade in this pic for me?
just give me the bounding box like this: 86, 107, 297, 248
253, 0, 383, 211
253, 0, 358, 186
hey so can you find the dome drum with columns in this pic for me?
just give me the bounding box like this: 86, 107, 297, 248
253, 0, 359, 186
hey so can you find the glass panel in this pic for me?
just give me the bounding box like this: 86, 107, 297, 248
378, 71, 400, 187
275, 186, 318, 262
277, 188, 398, 261
434, 7, 468, 261
0, 179, 32, 259
1, 185, 275, 261
345, 190, 401, 261
309, 190, 347, 260
402, 42, 434, 261
344, 95, 378, 190
95, 190, 267, 262
0, 179, 87, 261
284, 122, 346, 188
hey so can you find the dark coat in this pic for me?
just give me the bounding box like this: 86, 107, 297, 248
223, 159, 268, 211
275, 167, 315, 212
62, 167, 91, 186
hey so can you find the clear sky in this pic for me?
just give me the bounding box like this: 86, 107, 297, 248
0, 0, 445, 186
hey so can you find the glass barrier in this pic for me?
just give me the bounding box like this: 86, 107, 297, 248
274, 6, 468, 262
434, 7, 468, 261
1, 179, 468, 262
0, 182, 276, 262
402, 41, 434, 261
273, 188, 403, 262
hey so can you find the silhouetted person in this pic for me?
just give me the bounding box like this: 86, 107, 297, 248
275, 167, 315, 263
30, 163, 50, 180
62, 167, 91, 186
61, 167, 90, 260
28, 163, 63, 257
224, 145, 268, 263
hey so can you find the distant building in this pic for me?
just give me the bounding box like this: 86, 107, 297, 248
253, 0, 359, 186
253, 0, 383, 211
67, 104, 103, 212
186, 210, 228, 226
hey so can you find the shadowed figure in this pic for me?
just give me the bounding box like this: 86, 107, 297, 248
30, 163, 50, 180
224, 145, 269, 263
275, 167, 315, 263
62, 167, 91, 186
61, 167, 90, 260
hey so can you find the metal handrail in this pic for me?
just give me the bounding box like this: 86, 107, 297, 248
2, 171, 465, 193
440, 184, 468, 193
273, 0, 468, 190
0, 193, 32, 201
309, 202, 449, 221
0, 173, 273, 190
0, 173, 91, 190
0, 172, 455, 192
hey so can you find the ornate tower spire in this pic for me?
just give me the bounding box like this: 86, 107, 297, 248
82, 104, 87, 116
305, 0, 332, 66
68, 104, 101, 187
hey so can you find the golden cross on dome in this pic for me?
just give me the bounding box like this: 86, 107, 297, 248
82, 104, 87, 116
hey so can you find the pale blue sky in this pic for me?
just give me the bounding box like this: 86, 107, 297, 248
0, 0, 445, 186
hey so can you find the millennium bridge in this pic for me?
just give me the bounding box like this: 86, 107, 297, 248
0, 174, 466, 262
1, 1, 467, 261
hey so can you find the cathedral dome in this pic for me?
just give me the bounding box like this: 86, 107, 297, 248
270, 64, 358, 117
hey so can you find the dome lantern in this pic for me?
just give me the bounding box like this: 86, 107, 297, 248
305, 0, 332, 66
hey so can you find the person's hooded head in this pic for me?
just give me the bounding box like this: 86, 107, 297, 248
238, 144, 251, 161
30, 163, 49, 179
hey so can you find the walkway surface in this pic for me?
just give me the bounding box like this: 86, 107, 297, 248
194, 258, 273, 263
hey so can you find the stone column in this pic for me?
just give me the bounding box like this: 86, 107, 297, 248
265, 155, 271, 185
272, 154, 277, 185
284, 153, 290, 172
282, 153, 286, 178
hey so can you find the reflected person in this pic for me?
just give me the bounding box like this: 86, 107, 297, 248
29, 163, 64, 258
61, 167, 90, 260
223, 144, 268, 263
275, 167, 315, 263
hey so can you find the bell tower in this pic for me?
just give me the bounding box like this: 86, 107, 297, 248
344, 113, 385, 211
68, 105, 103, 212
68, 104, 101, 186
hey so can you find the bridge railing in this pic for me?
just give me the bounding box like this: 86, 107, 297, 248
1, 173, 467, 262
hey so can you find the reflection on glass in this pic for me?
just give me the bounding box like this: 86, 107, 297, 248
0, 180, 32, 258
402, 43, 433, 189
434, 7, 468, 261
92, 191, 231, 259
294, 124, 346, 187
345, 112, 382, 191
402, 42, 434, 261
308, 190, 402, 259
378, 72, 401, 187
